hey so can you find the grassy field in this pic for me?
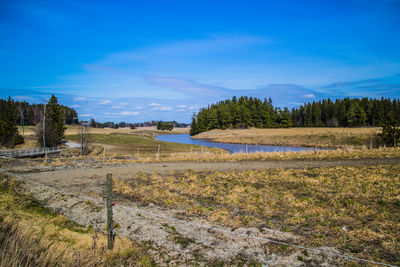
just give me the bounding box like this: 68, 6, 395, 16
114, 164, 400, 265
193, 127, 381, 148
66, 131, 221, 157
0, 173, 154, 267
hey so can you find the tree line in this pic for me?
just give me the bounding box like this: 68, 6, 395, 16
291, 97, 400, 127
0, 95, 71, 148
0, 98, 78, 127
190, 96, 400, 135
89, 119, 189, 129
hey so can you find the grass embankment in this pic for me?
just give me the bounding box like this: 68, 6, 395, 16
66, 131, 221, 156
193, 127, 381, 148
0, 173, 155, 267
114, 165, 400, 265
162, 147, 400, 162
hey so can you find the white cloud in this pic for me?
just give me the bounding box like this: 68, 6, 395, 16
71, 104, 80, 108
303, 94, 316, 99
120, 111, 139, 116
73, 97, 86, 101
177, 104, 187, 108
13, 96, 37, 102
148, 102, 161, 107
136, 106, 144, 109
80, 113, 93, 117
152, 106, 172, 111
99, 99, 111, 105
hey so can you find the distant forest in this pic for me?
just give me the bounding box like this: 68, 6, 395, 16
89, 120, 190, 129
190, 96, 400, 135
0, 99, 78, 126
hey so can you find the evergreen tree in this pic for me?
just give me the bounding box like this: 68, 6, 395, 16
304, 103, 313, 127
37, 95, 66, 147
0, 97, 19, 147
379, 113, 400, 147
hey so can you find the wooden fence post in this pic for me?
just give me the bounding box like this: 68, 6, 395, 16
106, 174, 114, 250
157, 144, 160, 160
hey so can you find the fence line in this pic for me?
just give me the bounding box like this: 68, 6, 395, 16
1, 168, 397, 267
0, 146, 63, 158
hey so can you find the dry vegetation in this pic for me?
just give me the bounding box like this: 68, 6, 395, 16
113, 165, 400, 266
194, 127, 381, 148
0, 173, 155, 267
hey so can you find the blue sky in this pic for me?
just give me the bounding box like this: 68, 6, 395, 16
1, 0, 399, 123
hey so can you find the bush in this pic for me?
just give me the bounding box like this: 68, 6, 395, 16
13, 133, 24, 145
157, 121, 173, 131
379, 113, 400, 147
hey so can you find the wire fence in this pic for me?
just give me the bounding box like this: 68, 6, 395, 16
0, 146, 62, 158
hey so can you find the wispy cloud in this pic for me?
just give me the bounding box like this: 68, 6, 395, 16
323, 79, 381, 89
148, 102, 161, 107
120, 111, 139, 116
101, 34, 272, 65
80, 113, 93, 118
99, 99, 111, 105
152, 106, 173, 111
144, 75, 229, 96
303, 94, 316, 99
13, 96, 37, 102
74, 96, 86, 101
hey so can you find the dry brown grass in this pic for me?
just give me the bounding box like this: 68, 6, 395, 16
0, 174, 155, 267
114, 165, 400, 265
194, 127, 381, 148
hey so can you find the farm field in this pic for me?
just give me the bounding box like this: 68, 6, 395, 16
193, 127, 381, 148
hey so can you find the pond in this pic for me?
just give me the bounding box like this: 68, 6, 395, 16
155, 134, 323, 154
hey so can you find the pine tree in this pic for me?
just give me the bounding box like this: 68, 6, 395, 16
304, 103, 313, 127
0, 97, 18, 148
37, 95, 66, 147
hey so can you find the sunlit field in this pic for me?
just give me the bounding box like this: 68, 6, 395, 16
114, 164, 400, 265
193, 127, 381, 148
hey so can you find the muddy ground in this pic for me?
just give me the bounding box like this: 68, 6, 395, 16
3, 158, 399, 266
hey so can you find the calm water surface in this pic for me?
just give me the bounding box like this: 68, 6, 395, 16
156, 134, 322, 154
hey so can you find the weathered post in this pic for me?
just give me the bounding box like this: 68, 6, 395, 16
245, 143, 248, 154
157, 144, 160, 160
106, 174, 114, 250
103, 146, 106, 162
370, 138, 373, 149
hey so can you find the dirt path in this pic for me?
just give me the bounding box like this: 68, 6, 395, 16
4, 158, 399, 266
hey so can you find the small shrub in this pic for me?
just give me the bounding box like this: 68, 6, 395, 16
14, 133, 24, 145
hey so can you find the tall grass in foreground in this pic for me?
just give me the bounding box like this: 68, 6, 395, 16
0, 173, 155, 267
